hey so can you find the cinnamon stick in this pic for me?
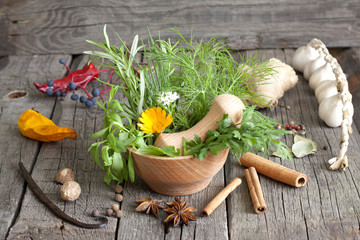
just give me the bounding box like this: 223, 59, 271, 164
244, 167, 267, 214
201, 177, 242, 217
240, 152, 307, 187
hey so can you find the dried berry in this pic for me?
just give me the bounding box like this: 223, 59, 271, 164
113, 185, 123, 194
112, 204, 120, 211
92, 210, 100, 217
47, 80, 54, 87
114, 194, 123, 202
114, 210, 123, 218
71, 94, 79, 101
46, 88, 53, 96
106, 208, 114, 216
59, 58, 66, 64
85, 100, 94, 107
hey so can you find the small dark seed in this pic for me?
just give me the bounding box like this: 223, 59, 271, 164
323, 146, 328, 150
92, 209, 100, 217
111, 204, 120, 211
106, 208, 114, 216
114, 210, 123, 218
114, 185, 123, 193
114, 194, 123, 202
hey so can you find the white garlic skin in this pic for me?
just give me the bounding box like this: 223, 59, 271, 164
292, 45, 319, 72
319, 94, 354, 127
303, 54, 326, 81
309, 62, 336, 91
315, 80, 338, 104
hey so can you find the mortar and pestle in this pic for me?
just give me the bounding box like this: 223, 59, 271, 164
130, 94, 245, 195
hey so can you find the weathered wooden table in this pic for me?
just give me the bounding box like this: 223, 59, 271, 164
1, 1, 360, 239
0, 48, 359, 240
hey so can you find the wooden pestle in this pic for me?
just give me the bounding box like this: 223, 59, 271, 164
154, 94, 245, 152
240, 152, 307, 187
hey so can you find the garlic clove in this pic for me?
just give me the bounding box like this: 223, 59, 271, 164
292, 45, 319, 72
309, 62, 336, 91
319, 94, 354, 128
315, 80, 338, 104
303, 54, 326, 81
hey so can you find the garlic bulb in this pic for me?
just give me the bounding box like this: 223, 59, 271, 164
292, 45, 319, 72
303, 54, 326, 81
319, 94, 354, 128
315, 80, 338, 104
309, 62, 336, 91
293, 38, 354, 171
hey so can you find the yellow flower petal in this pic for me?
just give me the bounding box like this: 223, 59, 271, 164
138, 107, 173, 133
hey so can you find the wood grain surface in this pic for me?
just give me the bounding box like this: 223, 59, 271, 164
1, 0, 360, 55
1, 49, 360, 239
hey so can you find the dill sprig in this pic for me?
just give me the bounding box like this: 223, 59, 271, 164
144, 28, 276, 132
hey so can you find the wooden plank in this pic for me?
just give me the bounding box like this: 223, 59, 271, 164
2, 0, 360, 55
3, 49, 360, 239
226, 49, 360, 239
6, 55, 122, 239
332, 47, 360, 132
0, 55, 69, 239
116, 54, 229, 240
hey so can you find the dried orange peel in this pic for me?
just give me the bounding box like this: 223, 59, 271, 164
18, 109, 77, 142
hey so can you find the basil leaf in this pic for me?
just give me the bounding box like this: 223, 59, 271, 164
90, 127, 109, 139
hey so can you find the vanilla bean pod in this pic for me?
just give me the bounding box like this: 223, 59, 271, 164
19, 162, 108, 229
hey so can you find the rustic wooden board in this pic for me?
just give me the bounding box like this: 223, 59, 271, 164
2, 49, 360, 239
2, 0, 360, 55
6, 55, 122, 239
226, 49, 360, 240
0, 54, 69, 239
334, 47, 360, 133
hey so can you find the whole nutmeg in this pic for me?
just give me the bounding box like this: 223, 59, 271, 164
114, 210, 123, 218
56, 168, 75, 184
111, 204, 120, 211
113, 185, 123, 194
114, 194, 123, 202
60, 181, 81, 201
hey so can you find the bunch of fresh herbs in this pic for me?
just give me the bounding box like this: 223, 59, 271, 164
86, 25, 291, 185
183, 106, 292, 161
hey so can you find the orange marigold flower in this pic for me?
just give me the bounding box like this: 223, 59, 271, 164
137, 107, 173, 133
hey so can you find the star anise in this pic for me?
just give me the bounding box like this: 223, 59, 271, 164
163, 196, 197, 227
135, 197, 164, 218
